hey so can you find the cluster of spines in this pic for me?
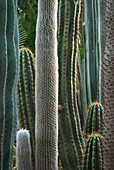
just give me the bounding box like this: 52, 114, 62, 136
82, 134, 103, 170
58, 0, 84, 169
85, 102, 104, 138
17, 47, 35, 169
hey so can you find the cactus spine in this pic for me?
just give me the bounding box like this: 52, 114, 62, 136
58, 0, 84, 169
0, 0, 19, 169
17, 47, 35, 169
85, 103, 104, 138
35, 0, 58, 169
16, 129, 32, 170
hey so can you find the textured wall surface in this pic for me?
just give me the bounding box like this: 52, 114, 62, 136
102, 0, 114, 169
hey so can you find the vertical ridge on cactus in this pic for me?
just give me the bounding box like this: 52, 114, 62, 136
16, 129, 32, 170
35, 0, 58, 169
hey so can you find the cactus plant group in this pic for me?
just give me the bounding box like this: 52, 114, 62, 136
0, 0, 113, 169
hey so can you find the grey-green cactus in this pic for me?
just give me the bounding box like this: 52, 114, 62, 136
58, 0, 84, 169
0, 0, 19, 169
16, 129, 32, 170
35, 0, 58, 169
17, 47, 35, 169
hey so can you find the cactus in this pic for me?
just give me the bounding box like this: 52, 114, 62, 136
17, 47, 35, 169
0, 0, 19, 169
35, 0, 58, 169
85, 102, 104, 138
83, 0, 103, 105
82, 134, 103, 170
16, 129, 32, 170
58, 0, 84, 169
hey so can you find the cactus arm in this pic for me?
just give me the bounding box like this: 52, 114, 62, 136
0, 0, 7, 168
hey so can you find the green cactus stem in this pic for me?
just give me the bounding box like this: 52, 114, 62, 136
16, 129, 32, 170
0, 0, 7, 168
0, 0, 19, 169
82, 133, 103, 170
85, 102, 104, 138
83, 0, 103, 105
35, 0, 58, 169
17, 47, 35, 169
58, 0, 84, 169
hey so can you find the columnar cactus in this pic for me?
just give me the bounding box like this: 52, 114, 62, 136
17, 47, 35, 168
16, 129, 32, 170
35, 0, 58, 169
83, 0, 103, 105
85, 102, 104, 138
82, 134, 103, 170
0, 0, 19, 169
58, 0, 84, 169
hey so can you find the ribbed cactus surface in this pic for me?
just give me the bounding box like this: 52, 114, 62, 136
85, 102, 104, 138
17, 47, 35, 169
83, 0, 103, 105
16, 129, 32, 170
82, 134, 103, 170
58, 0, 84, 169
35, 0, 58, 169
0, 0, 19, 169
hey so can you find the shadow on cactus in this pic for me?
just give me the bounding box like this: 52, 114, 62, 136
17, 47, 35, 169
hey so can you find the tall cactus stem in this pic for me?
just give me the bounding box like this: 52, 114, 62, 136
35, 0, 58, 169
